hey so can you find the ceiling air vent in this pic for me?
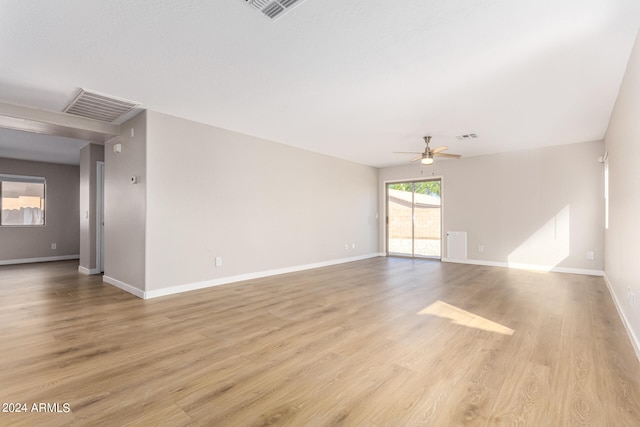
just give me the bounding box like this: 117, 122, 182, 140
263, 2, 284, 18
456, 134, 478, 140
279, 0, 301, 7
244, 0, 306, 20
63, 89, 141, 123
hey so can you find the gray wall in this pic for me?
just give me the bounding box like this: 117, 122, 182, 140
379, 140, 604, 273
145, 111, 379, 291
604, 31, 640, 355
0, 157, 79, 262
79, 143, 104, 272
104, 112, 146, 291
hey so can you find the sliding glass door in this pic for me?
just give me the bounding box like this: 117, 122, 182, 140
386, 179, 441, 258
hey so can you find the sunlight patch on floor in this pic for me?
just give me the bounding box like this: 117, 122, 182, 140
418, 300, 514, 336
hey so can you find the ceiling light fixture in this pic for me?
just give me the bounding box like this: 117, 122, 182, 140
421, 154, 434, 165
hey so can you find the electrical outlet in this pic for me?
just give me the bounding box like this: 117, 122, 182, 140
352, 243, 355, 249
345, 244, 349, 250
215, 257, 222, 267
478, 245, 484, 253
51, 243, 56, 250
586, 251, 594, 260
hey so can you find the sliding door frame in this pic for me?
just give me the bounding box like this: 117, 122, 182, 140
384, 176, 444, 259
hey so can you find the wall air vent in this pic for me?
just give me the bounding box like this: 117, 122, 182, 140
244, 0, 306, 20
63, 89, 141, 123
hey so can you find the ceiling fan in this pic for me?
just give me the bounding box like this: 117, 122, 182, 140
394, 136, 462, 165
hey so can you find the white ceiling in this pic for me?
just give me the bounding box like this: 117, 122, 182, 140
0, 128, 88, 165
1, 0, 639, 167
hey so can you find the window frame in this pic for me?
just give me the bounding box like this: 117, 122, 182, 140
0, 174, 47, 227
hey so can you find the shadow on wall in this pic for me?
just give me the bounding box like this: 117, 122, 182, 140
507, 205, 570, 270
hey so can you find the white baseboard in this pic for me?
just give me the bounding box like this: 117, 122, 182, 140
144, 253, 382, 299
0, 255, 79, 266
103, 275, 145, 299
603, 274, 640, 363
441, 257, 604, 276
78, 266, 100, 275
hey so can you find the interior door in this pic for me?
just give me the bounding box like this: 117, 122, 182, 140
387, 179, 441, 258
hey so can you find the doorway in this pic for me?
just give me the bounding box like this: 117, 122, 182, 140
96, 161, 105, 273
386, 179, 442, 258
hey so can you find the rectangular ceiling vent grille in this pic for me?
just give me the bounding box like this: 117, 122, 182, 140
244, 0, 306, 20
63, 89, 141, 123
279, 0, 301, 7
263, 2, 284, 18
456, 134, 478, 140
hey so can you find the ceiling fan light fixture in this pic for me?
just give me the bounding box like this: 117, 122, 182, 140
394, 135, 461, 165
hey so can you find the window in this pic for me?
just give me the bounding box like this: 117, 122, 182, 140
0, 174, 46, 226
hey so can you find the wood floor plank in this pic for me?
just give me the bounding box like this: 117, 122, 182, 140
0, 258, 639, 426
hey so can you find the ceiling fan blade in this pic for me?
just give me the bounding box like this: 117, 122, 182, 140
393, 151, 422, 154
431, 146, 449, 154
433, 152, 461, 158
411, 155, 422, 162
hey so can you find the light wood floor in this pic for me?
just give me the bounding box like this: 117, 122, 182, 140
1, 258, 639, 426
